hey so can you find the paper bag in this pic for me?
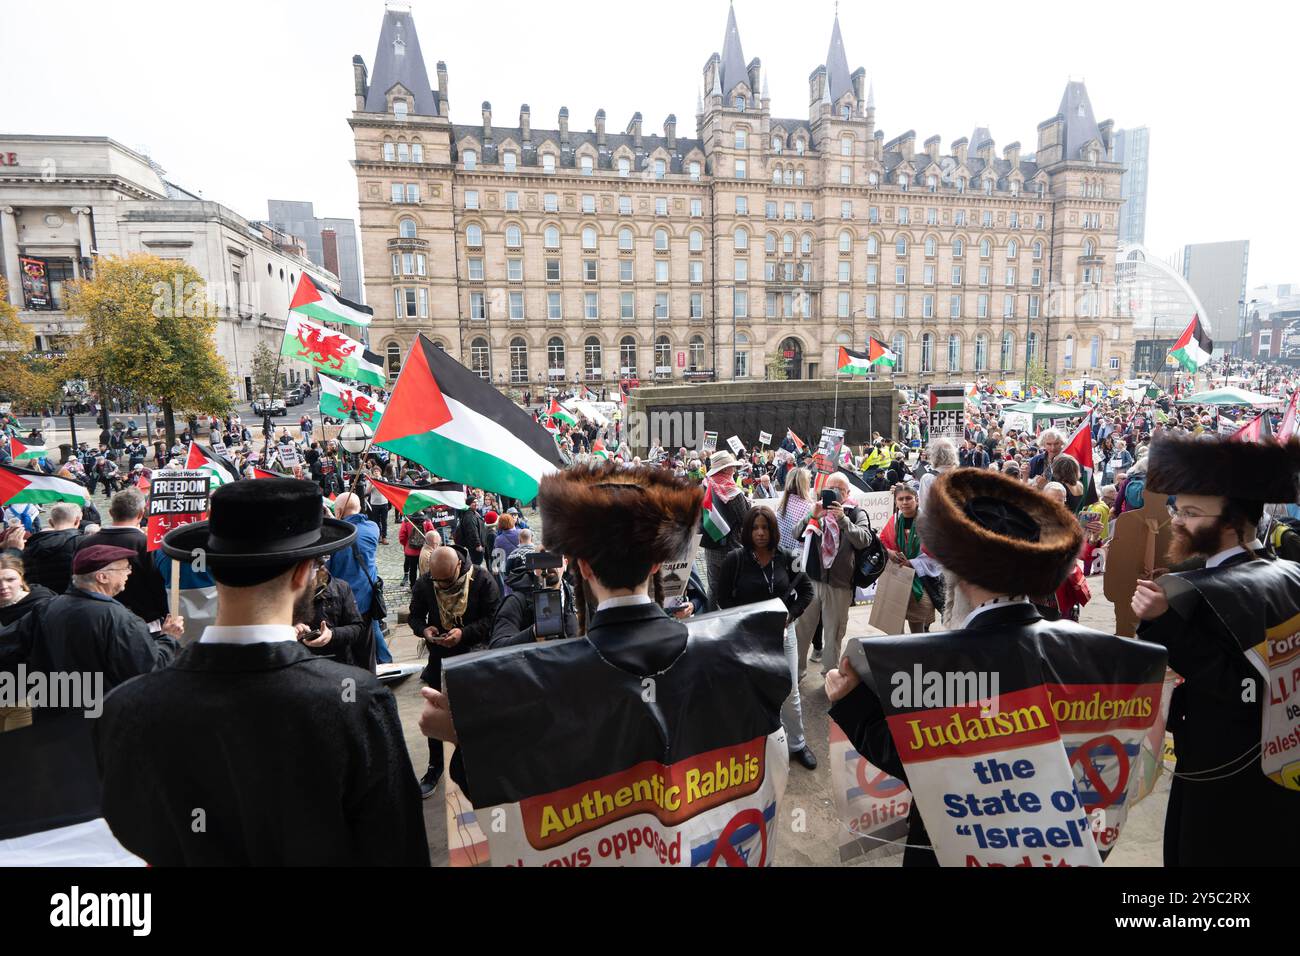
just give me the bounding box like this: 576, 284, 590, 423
868, 560, 915, 635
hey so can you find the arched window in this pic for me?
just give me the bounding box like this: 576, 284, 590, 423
765, 232, 777, 254
841, 135, 853, 157
975, 334, 989, 372
795, 139, 805, 155
953, 238, 964, 257
1007, 239, 1018, 258
1027, 331, 1040, 365
771, 135, 784, 153
466, 224, 482, 247
1083, 239, 1096, 257
505, 225, 522, 248
654, 228, 669, 252
584, 337, 602, 376
772, 166, 783, 185
866, 235, 879, 256
838, 231, 852, 254
782, 233, 795, 254
399, 218, 417, 239
784, 169, 794, 186
891, 333, 907, 373
1063, 334, 1075, 370
619, 227, 634, 251
1001, 332, 1014, 371
800, 233, 812, 255
510, 337, 529, 383
412, 143, 423, 163
948, 334, 962, 372
735, 129, 747, 149
383, 142, 395, 162
689, 335, 705, 370
924, 237, 936, 257
620, 336, 637, 374
582, 226, 597, 250
1033, 240, 1044, 260
655, 335, 671, 373
734, 227, 749, 251
980, 238, 991, 258
470, 337, 490, 380
397, 142, 409, 162
689, 229, 703, 252
544, 226, 560, 249
921, 333, 935, 372
895, 236, 908, 257
794, 169, 805, 186
386, 343, 401, 378
548, 337, 565, 374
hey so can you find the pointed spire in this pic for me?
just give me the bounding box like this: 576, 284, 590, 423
867, 80, 875, 111
697, 87, 705, 114
711, 65, 722, 97
1058, 79, 1102, 160
762, 71, 769, 99
363, 7, 437, 116
719, 2, 748, 96
825, 11, 853, 104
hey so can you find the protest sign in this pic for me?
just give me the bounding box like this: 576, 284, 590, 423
843, 624, 1167, 866
656, 534, 701, 606
210, 438, 228, 459
813, 427, 845, 484
701, 431, 718, 455
867, 560, 914, 635
443, 601, 790, 866
758, 431, 772, 447
928, 385, 966, 442
859, 490, 893, 532
726, 436, 745, 456
1103, 493, 1173, 638
830, 721, 910, 864
278, 443, 299, 469
1003, 412, 1033, 435
145, 469, 210, 553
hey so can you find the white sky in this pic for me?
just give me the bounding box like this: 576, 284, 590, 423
4, 0, 1296, 290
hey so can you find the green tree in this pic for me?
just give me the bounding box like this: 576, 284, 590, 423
63, 254, 233, 450
0, 278, 63, 413
765, 350, 789, 381
250, 342, 281, 399
1025, 359, 1055, 396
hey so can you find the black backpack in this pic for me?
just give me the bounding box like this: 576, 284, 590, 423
849, 507, 888, 590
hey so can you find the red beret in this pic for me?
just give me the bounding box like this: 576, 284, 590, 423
73, 544, 137, 576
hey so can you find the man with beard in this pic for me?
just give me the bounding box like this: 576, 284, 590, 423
94, 478, 428, 865
1132, 435, 1300, 866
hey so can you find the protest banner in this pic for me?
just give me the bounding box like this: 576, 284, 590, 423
928, 385, 966, 442
867, 560, 914, 635
841, 626, 1168, 866
700, 431, 718, 455
443, 601, 790, 866
858, 490, 893, 532
146, 468, 211, 618
1003, 412, 1033, 435
726, 436, 745, 456
830, 721, 909, 864
210, 438, 228, 459
813, 427, 845, 489
758, 431, 772, 447
656, 534, 701, 606
278, 444, 300, 469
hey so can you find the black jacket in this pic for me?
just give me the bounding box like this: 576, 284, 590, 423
699, 489, 751, 553
716, 548, 812, 621
409, 548, 501, 684
22, 527, 82, 596
489, 565, 578, 649
0, 584, 55, 680
74, 526, 168, 624
453, 509, 489, 561
93, 641, 428, 865
300, 574, 372, 673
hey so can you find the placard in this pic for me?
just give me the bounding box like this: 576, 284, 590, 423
858, 491, 894, 532
701, 431, 718, 455
146, 469, 210, 552
814, 427, 845, 477
278, 443, 299, 468
726, 435, 745, 456
656, 534, 702, 606
928, 385, 966, 442
758, 431, 772, 447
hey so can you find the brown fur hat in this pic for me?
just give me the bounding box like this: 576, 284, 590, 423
538, 461, 703, 567
918, 468, 1083, 596
1147, 435, 1300, 502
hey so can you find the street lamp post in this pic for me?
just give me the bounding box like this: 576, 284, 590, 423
338, 416, 374, 499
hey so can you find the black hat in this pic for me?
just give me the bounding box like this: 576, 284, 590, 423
161, 478, 356, 567
1147, 435, 1300, 503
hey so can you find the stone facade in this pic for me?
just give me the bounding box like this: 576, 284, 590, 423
351, 8, 1131, 391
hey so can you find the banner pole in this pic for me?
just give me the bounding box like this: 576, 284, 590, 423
169, 559, 181, 619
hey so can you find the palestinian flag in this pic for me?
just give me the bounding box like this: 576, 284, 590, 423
1279, 391, 1300, 442
318, 374, 385, 425
1169, 315, 1213, 373
373, 334, 564, 501
701, 483, 731, 543
8, 437, 46, 461
367, 477, 467, 515
289, 273, 373, 328
786, 429, 805, 452
591, 439, 610, 461
185, 441, 241, 488
1061, 412, 1099, 510
282, 314, 385, 387
1229, 410, 1274, 444
547, 398, 577, 427
0, 462, 89, 506
836, 346, 874, 376
250, 466, 282, 480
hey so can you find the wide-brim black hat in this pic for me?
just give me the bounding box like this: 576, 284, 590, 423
161, 477, 356, 566
1147, 435, 1300, 503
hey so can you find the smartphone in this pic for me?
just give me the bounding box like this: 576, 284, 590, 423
821, 489, 839, 509
531, 589, 564, 639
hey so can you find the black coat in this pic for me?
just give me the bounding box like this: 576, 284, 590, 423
716, 548, 812, 621
301, 574, 372, 672
698, 489, 750, 553
21, 527, 82, 596
409, 550, 501, 685
0, 584, 55, 679
453, 509, 489, 562
1138, 551, 1300, 866
93, 640, 428, 865
74, 526, 168, 624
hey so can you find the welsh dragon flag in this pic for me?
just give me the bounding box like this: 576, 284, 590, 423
0, 462, 89, 506
7, 437, 46, 461
289, 273, 373, 328
546, 398, 577, 427
185, 442, 241, 488
701, 483, 730, 543
1169, 315, 1213, 373
282, 314, 385, 387
366, 476, 467, 515
373, 335, 564, 501
318, 374, 385, 426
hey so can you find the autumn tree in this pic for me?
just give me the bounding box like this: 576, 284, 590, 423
250, 342, 281, 398
0, 278, 63, 413
63, 254, 233, 449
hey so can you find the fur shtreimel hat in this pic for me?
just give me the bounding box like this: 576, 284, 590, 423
919, 468, 1083, 597
1146, 435, 1300, 503
538, 461, 703, 566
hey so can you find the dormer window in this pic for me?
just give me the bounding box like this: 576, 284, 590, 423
463, 149, 477, 170
957, 177, 966, 193
503, 151, 517, 172
1010, 180, 1019, 196
618, 157, 630, 178
841, 105, 851, 120
1077, 103, 1086, 118
868, 172, 879, 187
1088, 149, 1098, 166
771, 136, 783, 154
734, 96, 746, 111
927, 175, 937, 192
795, 139, 805, 155
542, 153, 556, 174
581, 155, 594, 176
898, 174, 909, 191
654, 159, 666, 180
393, 100, 408, 120
983, 179, 994, 195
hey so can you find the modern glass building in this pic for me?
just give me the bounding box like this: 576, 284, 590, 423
1114, 127, 1149, 246
1115, 243, 1208, 374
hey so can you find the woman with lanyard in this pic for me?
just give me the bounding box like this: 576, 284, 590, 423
716, 507, 816, 770
878, 483, 936, 632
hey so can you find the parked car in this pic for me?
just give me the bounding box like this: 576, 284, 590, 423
252, 394, 287, 417
284, 387, 306, 407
